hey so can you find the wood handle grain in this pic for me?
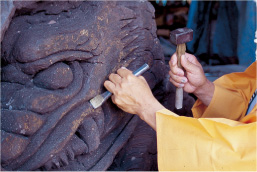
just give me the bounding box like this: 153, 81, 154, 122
175, 43, 186, 109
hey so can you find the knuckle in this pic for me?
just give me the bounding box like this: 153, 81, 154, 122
104, 80, 111, 87
169, 73, 175, 80
172, 68, 179, 75
114, 74, 120, 80
174, 76, 180, 82
117, 68, 123, 74
126, 74, 133, 81
170, 64, 175, 70
116, 89, 123, 96
112, 97, 118, 103
120, 82, 127, 89
171, 74, 177, 80
109, 73, 114, 79
174, 68, 179, 76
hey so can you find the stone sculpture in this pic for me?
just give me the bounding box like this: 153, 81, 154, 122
1, 1, 194, 171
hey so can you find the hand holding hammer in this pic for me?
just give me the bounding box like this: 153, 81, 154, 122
169, 28, 193, 109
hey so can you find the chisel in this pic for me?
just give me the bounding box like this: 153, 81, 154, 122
90, 63, 150, 109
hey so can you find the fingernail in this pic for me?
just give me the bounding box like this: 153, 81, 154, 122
181, 79, 186, 83
121, 66, 127, 69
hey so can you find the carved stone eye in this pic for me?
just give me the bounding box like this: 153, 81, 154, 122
33, 62, 73, 90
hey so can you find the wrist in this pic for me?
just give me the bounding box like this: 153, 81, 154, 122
193, 79, 215, 106
194, 78, 208, 95
137, 98, 164, 130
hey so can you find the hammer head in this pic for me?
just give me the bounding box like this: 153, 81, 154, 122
170, 27, 193, 45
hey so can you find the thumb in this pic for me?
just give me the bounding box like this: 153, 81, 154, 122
181, 54, 200, 74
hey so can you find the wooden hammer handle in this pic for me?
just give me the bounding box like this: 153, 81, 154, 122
175, 43, 186, 109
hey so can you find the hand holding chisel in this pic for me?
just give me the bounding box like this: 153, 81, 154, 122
90, 63, 150, 109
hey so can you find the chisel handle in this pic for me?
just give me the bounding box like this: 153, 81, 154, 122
132, 63, 150, 77
175, 43, 186, 109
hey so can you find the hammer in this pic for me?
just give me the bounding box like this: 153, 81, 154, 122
170, 27, 193, 109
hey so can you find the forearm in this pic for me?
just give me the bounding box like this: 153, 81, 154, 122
193, 79, 215, 106
138, 98, 165, 130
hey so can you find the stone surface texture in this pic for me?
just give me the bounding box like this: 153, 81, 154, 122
1, 1, 194, 171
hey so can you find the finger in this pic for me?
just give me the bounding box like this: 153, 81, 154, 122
185, 53, 201, 66
170, 66, 184, 76
169, 53, 177, 68
169, 70, 187, 84
111, 95, 117, 105
117, 67, 133, 78
104, 80, 115, 93
169, 77, 184, 88
111, 96, 124, 111
181, 54, 200, 74
109, 73, 122, 85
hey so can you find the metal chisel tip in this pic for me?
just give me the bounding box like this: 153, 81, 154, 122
89, 94, 106, 109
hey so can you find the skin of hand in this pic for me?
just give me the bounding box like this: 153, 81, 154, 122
104, 67, 165, 130
169, 53, 215, 106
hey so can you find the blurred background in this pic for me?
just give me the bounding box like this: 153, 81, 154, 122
150, 0, 256, 81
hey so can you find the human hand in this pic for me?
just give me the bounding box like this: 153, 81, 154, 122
169, 53, 214, 106
104, 67, 164, 129
169, 53, 207, 94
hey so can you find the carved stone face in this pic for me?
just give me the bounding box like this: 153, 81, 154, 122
1, 1, 169, 171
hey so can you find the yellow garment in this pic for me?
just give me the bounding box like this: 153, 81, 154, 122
192, 61, 256, 122
156, 61, 257, 171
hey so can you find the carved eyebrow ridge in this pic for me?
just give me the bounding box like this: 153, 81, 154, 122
18, 50, 95, 75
